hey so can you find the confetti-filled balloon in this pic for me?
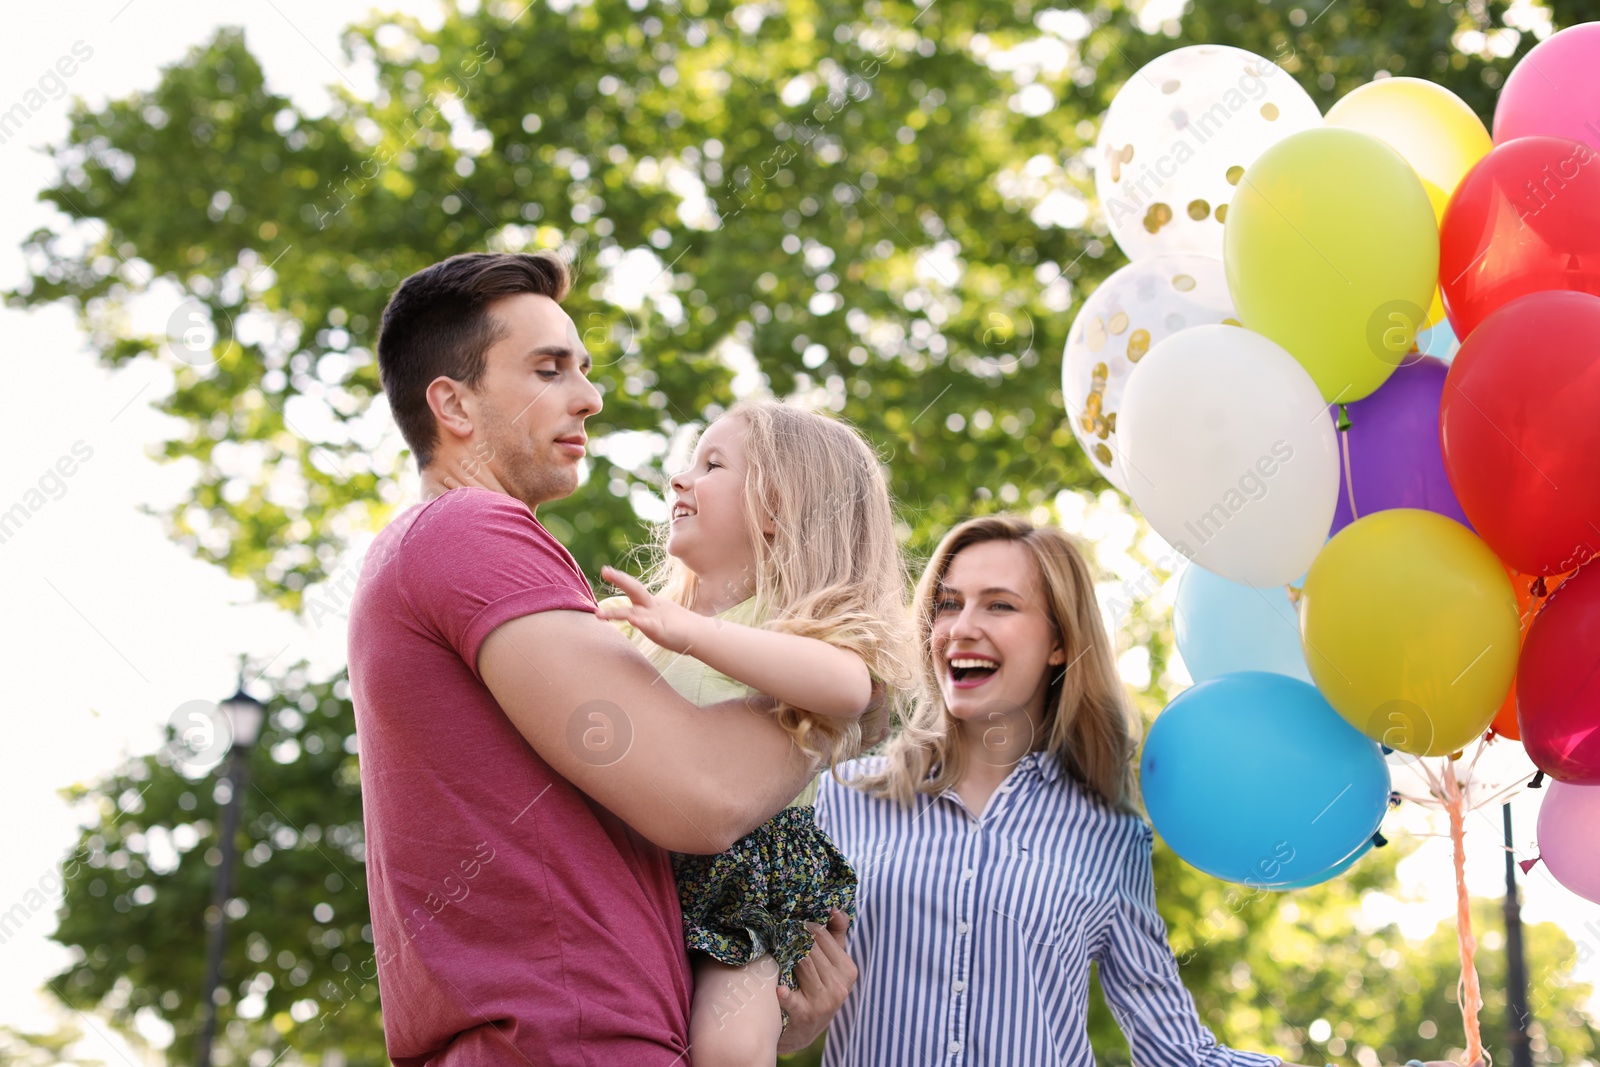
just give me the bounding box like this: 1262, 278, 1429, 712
1094, 45, 1321, 261
1062, 254, 1237, 491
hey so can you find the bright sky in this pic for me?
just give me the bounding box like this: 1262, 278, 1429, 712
0, 2, 1594, 1062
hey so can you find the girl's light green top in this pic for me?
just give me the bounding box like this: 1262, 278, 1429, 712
599, 594, 819, 808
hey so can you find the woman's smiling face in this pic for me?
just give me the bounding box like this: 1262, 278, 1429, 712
930, 539, 1067, 729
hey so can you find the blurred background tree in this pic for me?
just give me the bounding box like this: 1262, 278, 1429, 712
13, 0, 1600, 1062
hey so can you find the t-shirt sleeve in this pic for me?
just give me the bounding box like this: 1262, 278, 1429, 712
396, 489, 598, 683
596, 594, 636, 640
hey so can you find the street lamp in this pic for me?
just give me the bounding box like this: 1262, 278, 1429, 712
1503, 800, 1534, 1067
196, 677, 267, 1067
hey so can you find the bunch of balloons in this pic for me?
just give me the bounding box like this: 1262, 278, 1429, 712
1067, 26, 1600, 912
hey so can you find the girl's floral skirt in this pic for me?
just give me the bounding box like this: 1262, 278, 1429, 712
672, 805, 857, 990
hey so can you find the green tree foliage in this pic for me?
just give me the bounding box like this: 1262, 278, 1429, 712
13, 0, 1580, 608
49, 667, 380, 1064
17, 0, 1600, 1061
0, 1021, 104, 1066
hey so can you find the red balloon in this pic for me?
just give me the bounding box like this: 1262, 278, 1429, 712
1439, 136, 1600, 339
1440, 290, 1600, 576
1518, 562, 1600, 783
1490, 567, 1570, 742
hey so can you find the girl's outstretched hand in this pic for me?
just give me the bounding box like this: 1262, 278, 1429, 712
597, 566, 704, 654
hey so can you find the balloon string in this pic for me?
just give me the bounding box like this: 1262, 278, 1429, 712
1444, 766, 1487, 1066
1338, 416, 1360, 522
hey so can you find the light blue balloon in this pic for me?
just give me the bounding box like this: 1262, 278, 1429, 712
1272, 835, 1375, 891
1416, 318, 1460, 363
1174, 562, 1312, 684
1140, 671, 1390, 887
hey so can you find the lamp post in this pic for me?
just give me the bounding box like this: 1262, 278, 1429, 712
196, 679, 266, 1067
1503, 801, 1534, 1067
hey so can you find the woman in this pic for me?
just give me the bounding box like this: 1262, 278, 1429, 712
815, 514, 1462, 1067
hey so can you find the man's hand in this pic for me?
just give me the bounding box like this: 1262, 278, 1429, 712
775, 908, 858, 1054
596, 565, 705, 654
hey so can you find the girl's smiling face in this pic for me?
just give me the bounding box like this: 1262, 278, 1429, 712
930, 539, 1067, 732
666, 415, 762, 596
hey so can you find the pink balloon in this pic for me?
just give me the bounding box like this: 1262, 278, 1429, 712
1537, 780, 1600, 904
1494, 22, 1600, 151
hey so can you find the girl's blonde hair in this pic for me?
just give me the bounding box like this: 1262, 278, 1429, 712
851, 514, 1143, 815
640, 400, 916, 764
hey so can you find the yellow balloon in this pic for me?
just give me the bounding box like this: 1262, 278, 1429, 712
1301, 509, 1519, 757
1224, 127, 1438, 403
1326, 77, 1492, 329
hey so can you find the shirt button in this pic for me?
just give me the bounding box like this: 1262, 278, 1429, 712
961, 867, 974, 880
953, 979, 965, 993
957, 920, 969, 935
949, 1040, 962, 1053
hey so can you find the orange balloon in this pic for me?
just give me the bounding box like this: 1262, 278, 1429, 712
1491, 567, 1570, 740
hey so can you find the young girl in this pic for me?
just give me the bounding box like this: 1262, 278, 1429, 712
596, 399, 914, 1065
815, 514, 1467, 1067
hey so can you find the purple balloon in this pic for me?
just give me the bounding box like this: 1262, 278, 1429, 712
1327, 356, 1473, 537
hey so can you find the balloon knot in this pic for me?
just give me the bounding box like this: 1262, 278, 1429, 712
1335, 403, 1352, 432
1372, 831, 1388, 848
1388, 790, 1402, 808
1531, 576, 1548, 598
1518, 856, 1541, 875
1529, 770, 1546, 789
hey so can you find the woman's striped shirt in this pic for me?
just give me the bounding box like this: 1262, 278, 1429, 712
814, 751, 1285, 1067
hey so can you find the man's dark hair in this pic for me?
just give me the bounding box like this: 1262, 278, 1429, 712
377, 251, 570, 468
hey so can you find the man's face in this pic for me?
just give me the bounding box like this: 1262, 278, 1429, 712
464, 292, 602, 509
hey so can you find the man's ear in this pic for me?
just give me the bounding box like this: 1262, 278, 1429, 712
426, 376, 474, 439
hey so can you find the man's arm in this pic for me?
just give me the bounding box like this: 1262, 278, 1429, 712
479, 608, 817, 854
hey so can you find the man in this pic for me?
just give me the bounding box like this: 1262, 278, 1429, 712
347, 251, 861, 1063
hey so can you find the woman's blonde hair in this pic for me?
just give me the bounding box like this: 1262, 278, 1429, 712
852, 514, 1143, 815
639, 399, 916, 764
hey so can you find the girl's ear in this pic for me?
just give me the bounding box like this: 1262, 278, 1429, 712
1048, 641, 1067, 667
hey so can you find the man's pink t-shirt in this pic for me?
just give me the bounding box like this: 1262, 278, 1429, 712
347, 486, 692, 1064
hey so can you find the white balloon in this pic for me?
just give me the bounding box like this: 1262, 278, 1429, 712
1063, 253, 1236, 491
1094, 45, 1321, 261
1118, 324, 1339, 587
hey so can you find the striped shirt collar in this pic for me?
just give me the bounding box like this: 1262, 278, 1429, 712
929, 749, 1067, 794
